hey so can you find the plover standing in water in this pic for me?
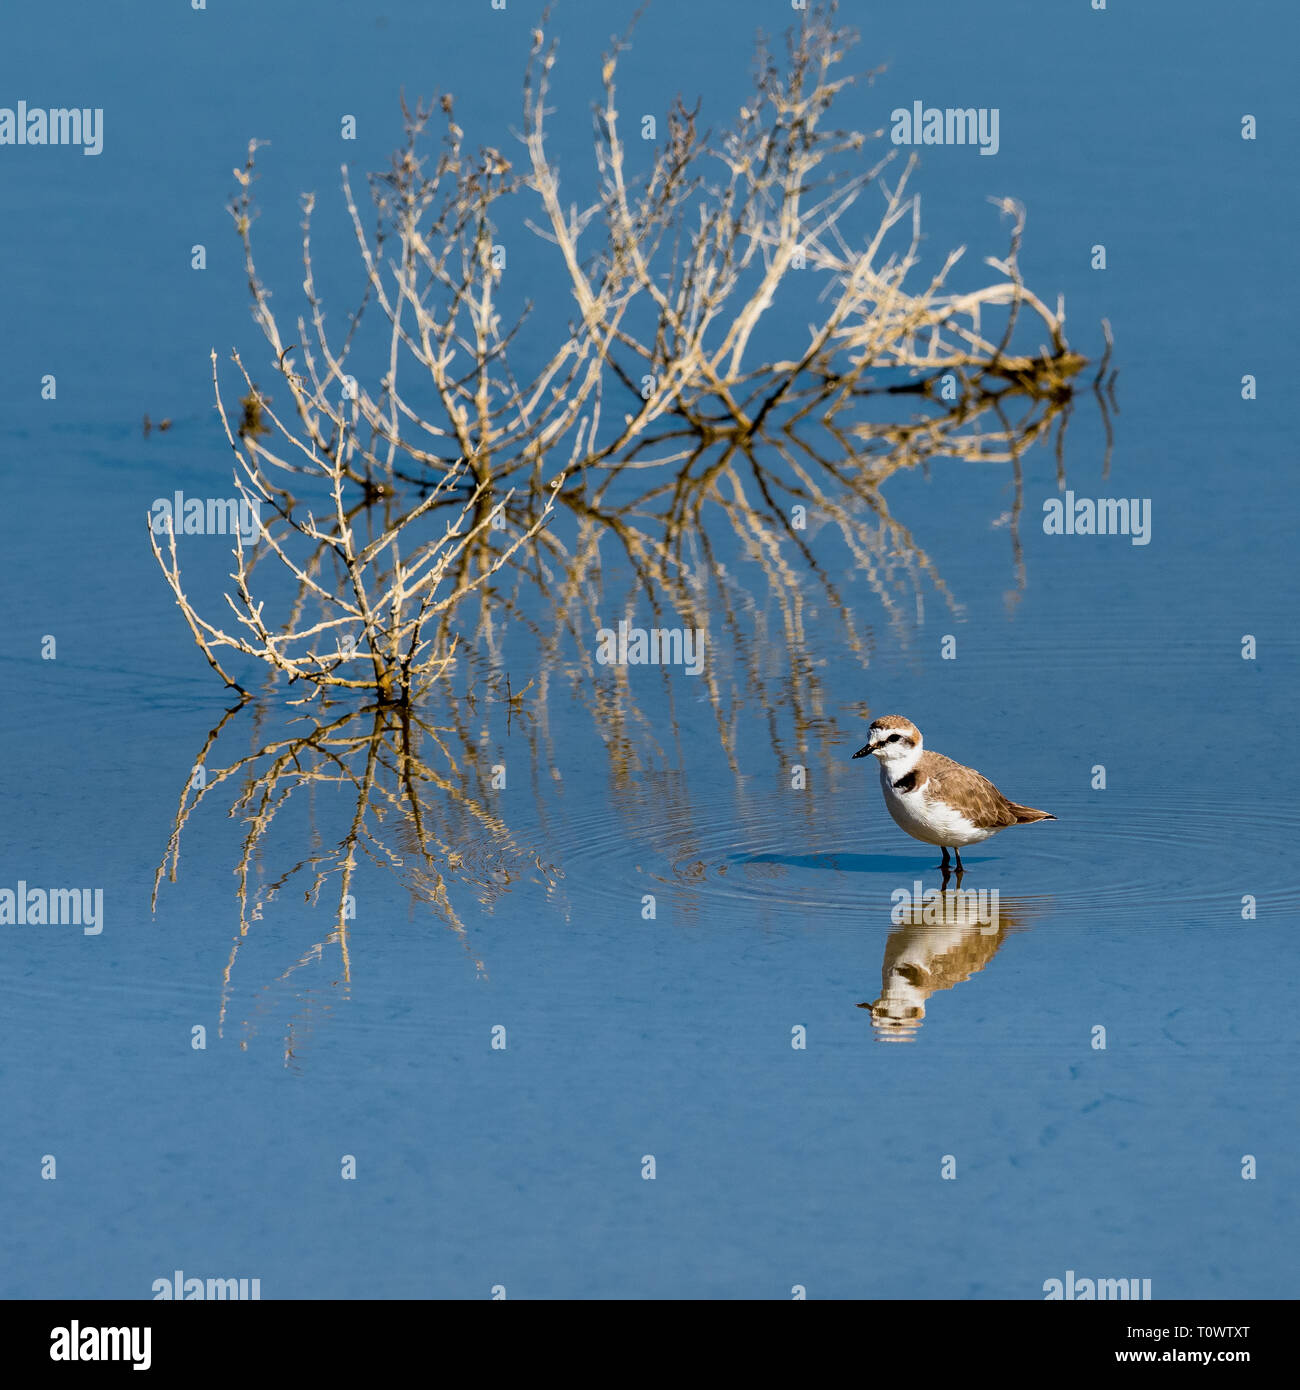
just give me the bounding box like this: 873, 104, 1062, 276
853, 715, 1055, 871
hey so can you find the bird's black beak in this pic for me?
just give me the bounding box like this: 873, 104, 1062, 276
852, 743, 876, 759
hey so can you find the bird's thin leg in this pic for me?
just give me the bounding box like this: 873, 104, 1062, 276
953, 846, 964, 873
939, 846, 951, 871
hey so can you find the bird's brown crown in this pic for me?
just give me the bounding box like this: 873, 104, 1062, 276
869, 715, 921, 740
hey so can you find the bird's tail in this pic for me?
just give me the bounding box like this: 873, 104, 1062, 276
1008, 802, 1056, 824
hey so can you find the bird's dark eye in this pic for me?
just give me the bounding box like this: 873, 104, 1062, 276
888, 734, 901, 743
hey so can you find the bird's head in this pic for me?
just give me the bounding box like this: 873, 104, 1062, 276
853, 715, 923, 769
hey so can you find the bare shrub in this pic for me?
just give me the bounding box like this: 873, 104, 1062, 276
155, 5, 1090, 702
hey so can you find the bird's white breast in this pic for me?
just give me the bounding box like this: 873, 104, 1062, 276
880, 766, 997, 847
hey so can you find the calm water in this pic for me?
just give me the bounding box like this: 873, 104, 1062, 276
0, 0, 1296, 1299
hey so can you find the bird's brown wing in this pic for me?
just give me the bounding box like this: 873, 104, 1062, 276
920, 752, 1019, 829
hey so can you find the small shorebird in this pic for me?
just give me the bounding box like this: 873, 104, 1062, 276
853, 715, 1055, 871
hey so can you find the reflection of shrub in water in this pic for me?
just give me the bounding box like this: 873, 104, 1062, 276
152, 700, 557, 1061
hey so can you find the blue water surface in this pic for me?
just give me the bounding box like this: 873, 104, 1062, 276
0, 0, 1295, 1299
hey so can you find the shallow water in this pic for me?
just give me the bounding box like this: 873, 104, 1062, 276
1, 0, 1296, 1299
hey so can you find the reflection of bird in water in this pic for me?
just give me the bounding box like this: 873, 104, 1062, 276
859, 893, 1039, 1040
853, 715, 1055, 873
